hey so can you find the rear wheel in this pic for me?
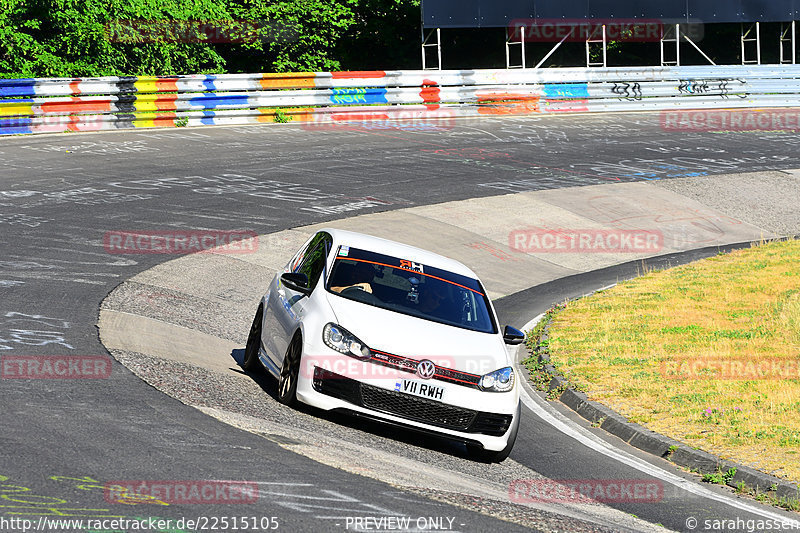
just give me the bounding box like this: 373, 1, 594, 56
277, 335, 301, 406
468, 402, 520, 463
243, 305, 263, 372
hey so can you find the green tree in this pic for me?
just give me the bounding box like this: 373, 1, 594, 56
1, 0, 230, 77
0, 0, 48, 77
226, 0, 359, 72
0, 0, 423, 77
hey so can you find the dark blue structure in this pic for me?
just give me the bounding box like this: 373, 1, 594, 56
422, 0, 800, 28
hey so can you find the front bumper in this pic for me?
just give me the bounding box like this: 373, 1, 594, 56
314, 367, 512, 435
296, 364, 519, 451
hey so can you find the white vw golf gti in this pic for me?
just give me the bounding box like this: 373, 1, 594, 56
244, 229, 524, 461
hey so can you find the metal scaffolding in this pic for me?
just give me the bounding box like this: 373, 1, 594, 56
421, 28, 442, 70
421, 0, 800, 68
660, 25, 715, 67
420, 11, 798, 68
585, 25, 607, 67
533, 32, 571, 69
741, 22, 762, 64
505, 26, 526, 68
660, 24, 680, 66
781, 21, 797, 64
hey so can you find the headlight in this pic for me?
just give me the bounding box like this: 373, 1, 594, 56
323, 323, 371, 359
480, 367, 515, 392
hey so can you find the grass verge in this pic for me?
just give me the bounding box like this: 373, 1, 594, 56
527, 239, 800, 484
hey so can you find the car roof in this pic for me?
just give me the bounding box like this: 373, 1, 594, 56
320, 228, 480, 280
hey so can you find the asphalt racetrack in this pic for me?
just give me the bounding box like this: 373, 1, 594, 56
1, 114, 800, 532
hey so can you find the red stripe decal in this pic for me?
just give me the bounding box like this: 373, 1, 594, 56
331, 71, 387, 79
420, 79, 441, 103
344, 257, 484, 296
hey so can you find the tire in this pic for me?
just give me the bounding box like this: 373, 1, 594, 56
243, 305, 264, 372
277, 334, 301, 406
469, 402, 521, 463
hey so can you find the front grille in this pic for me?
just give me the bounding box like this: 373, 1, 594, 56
471, 412, 513, 436
360, 383, 477, 431
313, 367, 510, 435
369, 349, 481, 389
313, 367, 360, 405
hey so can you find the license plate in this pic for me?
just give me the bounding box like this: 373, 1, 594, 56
394, 379, 445, 401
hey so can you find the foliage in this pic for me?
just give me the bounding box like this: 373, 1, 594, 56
272, 108, 292, 123
227, 0, 357, 73
0, 0, 421, 77
0, 0, 229, 77
0, 0, 46, 77
702, 467, 737, 485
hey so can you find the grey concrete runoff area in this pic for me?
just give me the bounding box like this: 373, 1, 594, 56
101, 171, 798, 374
2, 115, 800, 532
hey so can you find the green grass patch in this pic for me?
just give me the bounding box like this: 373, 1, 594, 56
542, 239, 800, 483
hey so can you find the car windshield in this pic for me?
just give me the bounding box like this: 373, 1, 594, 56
326, 246, 497, 334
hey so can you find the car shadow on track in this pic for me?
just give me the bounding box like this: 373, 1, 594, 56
228, 348, 482, 462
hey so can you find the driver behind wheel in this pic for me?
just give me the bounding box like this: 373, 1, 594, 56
330, 261, 375, 294
416, 281, 456, 321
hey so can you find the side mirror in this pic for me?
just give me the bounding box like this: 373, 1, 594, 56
281, 272, 311, 296
503, 325, 525, 345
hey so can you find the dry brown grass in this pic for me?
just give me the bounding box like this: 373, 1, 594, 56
547, 239, 800, 482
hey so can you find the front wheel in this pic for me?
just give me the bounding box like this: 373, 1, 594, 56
277, 335, 301, 406
243, 305, 264, 372
468, 402, 520, 463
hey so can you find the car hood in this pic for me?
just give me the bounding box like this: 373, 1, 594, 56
324, 292, 509, 374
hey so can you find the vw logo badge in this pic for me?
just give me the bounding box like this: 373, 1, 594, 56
417, 360, 436, 380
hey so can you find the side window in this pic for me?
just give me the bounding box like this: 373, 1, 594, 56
294, 232, 332, 291
289, 240, 312, 273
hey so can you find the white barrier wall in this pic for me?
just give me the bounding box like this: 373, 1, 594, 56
2, 65, 800, 135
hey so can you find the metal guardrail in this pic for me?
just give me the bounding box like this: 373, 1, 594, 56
2, 65, 800, 135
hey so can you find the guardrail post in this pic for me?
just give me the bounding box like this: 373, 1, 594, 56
586, 24, 607, 67
661, 24, 680, 66
506, 25, 526, 69
522, 27, 526, 69
780, 21, 797, 64
437, 28, 442, 71
422, 27, 442, 70
741, 22, 761, 65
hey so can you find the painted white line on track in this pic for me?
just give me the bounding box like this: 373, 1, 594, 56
517, 312, 800, 528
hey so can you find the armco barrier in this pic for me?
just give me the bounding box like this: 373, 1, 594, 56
2, 65, 800, 135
